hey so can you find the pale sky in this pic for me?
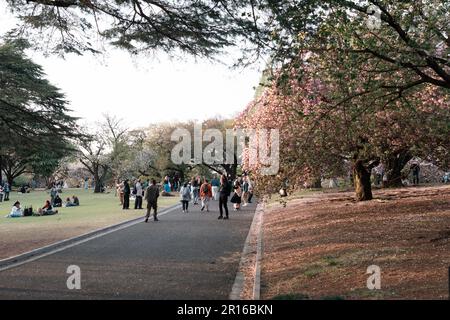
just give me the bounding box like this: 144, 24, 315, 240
0, 4, 264, 129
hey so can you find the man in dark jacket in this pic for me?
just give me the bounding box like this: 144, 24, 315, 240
123, 179, 131, 210
145, 179, 160, 222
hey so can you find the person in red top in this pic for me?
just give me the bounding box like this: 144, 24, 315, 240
199, 179, 213, 212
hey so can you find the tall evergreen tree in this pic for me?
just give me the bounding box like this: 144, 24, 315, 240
0, 40, 82, 184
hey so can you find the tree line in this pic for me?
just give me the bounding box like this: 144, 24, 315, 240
1, 0, 448, 201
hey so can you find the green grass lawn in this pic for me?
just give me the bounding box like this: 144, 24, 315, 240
0, 188, 179, 259
0, 188, 178, 226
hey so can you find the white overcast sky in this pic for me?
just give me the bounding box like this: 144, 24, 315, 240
0, 3, 264, 128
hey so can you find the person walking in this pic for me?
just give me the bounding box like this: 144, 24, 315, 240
200, 179, 212, 212
242, 176, 249, 206
231, 180, 242, 211
145, 179, 160, 222
247, 177, 254, 203
123, 179, 130, 210
3, 182, 10, 201
180, 182, 191, 213
211, 175, 220, 201
134, 179, 143, 209
218, 174, 231, 220
191, 177, 199, 205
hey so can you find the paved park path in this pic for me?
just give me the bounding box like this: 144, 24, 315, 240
0, 198, 256, 299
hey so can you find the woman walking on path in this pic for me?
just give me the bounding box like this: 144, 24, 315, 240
231, 180, 242, 211
180, 182, 191, 213
218, 174, 230, 220
242, 176, 250, 206
211, 175, 220, 201
200, 179, 212, 212
191, 177, 199, 205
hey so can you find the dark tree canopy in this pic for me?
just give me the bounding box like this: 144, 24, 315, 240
4, 0, 261, 57
0, 40, 81, 145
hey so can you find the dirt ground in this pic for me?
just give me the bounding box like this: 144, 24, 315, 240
261, 185, 450, 300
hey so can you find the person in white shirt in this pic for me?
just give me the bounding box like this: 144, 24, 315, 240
7, 201, 23, 218
134, 179, 143, 209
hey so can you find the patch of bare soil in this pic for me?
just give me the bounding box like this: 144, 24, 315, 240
261, 185, 450, 300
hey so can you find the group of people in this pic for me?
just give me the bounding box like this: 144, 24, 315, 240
116, 178, 148, 210
52, 194, 80, 208
179, 174, 253, 220
115, 178, 161, 222
162, 175, 181, 193
5, 184, 80, 218
114, 173, 253, 222
5, 199, 59, 218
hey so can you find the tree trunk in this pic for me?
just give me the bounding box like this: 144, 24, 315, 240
94, 178, 102, 193
94, 171, 102, 193
7, 175, 14, 187
93, 164, 102, 193
221, 161, 237, 181
382, 151, 412, 188
353, 160, 373, 201
4, 167, 14, 186
311, 177, 322, 189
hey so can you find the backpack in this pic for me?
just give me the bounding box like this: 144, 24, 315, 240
182, 187, 191, 198
24, 206, 33, 217
202, 184, 209, 194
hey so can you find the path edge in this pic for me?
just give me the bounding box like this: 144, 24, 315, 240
229, 201, 265, 300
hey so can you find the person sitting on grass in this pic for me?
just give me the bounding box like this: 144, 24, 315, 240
6, 201, 23, 218
37, 200, 58, 216
20, 185, 28, 194
53, 194, 63, 207
65, 195, 80, 207
65, 197, 74, 207
72, 195, 80, 206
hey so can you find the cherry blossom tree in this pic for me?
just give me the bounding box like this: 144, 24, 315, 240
236, 64, 449, 201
